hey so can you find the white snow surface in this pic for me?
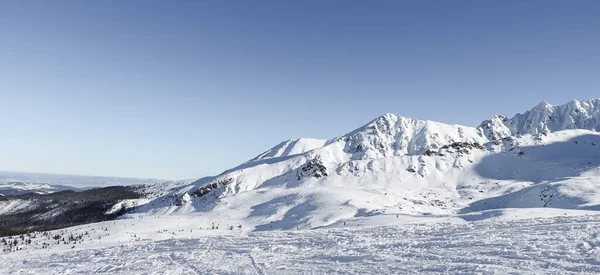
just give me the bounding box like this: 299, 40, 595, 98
3, 98, 600, 273
3, 210, 600, 274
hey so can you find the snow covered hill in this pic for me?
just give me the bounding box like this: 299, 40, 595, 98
99, 98, 600, 232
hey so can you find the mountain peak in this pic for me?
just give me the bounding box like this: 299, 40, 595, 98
534, 100, 552, 110
480, 98, 600, 139
380, 112, 399, 120
341, 113, 486, 159
367, 113, 412, 126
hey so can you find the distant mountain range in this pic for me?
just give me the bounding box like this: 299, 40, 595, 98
0, 181, 76, 197
0, 171, 161, 194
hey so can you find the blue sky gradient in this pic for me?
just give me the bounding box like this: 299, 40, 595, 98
1, 1, 599, 179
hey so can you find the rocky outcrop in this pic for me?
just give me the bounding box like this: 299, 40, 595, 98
296, 158, 328, 180
193, 178, 234, 198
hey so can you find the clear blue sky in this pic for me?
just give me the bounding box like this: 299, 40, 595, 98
1, 1, 598, 179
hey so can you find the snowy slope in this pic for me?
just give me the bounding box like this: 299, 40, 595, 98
249, 138, 327, 162
3, 210, 600, 274
92, 98, 600, 233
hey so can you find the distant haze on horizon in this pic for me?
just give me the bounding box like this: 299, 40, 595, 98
1, 1, 599, 179
0, 170, 162, 187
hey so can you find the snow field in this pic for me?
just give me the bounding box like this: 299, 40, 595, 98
3, 210, 600, 274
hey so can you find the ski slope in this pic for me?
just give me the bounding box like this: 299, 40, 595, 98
2, 209, 600, 274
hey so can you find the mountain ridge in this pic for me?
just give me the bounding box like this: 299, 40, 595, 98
253, 98, 600, 165
480, 98, 600, 140
3, 98, 600, 234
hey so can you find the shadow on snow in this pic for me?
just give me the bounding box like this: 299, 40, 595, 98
460, 134, 600, 220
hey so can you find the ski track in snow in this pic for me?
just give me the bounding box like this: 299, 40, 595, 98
248, 254, 266, 275
3, 214, 600, 274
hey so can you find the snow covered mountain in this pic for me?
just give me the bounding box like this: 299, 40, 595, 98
3, 98, 600, 274
99, 98, 600, 231
3, 99, 600, 233
479, 98, 600, 140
